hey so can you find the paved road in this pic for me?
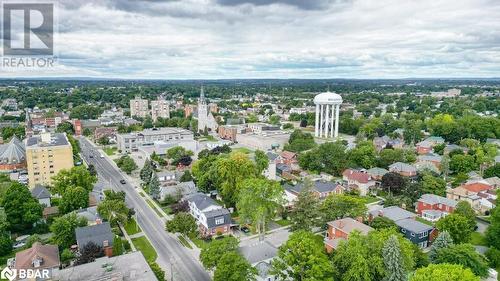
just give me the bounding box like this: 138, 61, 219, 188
79, 137, 211, 281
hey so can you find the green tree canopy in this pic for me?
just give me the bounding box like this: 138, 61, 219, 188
213, 251, 257, 281
59, 186, 89, 214
50, 212, 88, 249
289, 179, 321, 231
254, 150, 269, 174
51, 166, 97, 195
1, 183, 43, 232
320, 194, 367, 224
165, 212, 197, 237
434, 243, 489, 278
436, 213, 472, 244
410, 263, 479, 281
199, 236, 239, 270
453, 201, 476, 231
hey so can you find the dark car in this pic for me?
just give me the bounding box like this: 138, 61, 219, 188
89, 155, 93, 158
120, 179, 126, 184
240, 226, 250, 233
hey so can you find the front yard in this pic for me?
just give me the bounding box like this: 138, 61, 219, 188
124, 218, 142, 236
131, 236, 157, 262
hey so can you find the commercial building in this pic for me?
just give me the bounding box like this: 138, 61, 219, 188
130, 96, 149, 118
151, 97, 170, 121
26, 133, 74, 188
0, 136, 26, 171
116, 127, 194, 153
236, 131, 290, 151
218, 124, 246, 142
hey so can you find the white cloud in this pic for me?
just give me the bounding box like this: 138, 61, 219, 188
2, 0, 500, 78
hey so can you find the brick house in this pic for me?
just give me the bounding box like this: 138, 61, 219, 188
184, 193, 231, 237
13, 242, 60, 273
416, 194, 458, 222
75, 222, 114, 257
284, 180, 344, 208
447, 182, 493, 213
278, 151, 298, 165
324, 218, 373, 253
388, 162, 417, 177
342, 169, 376, 196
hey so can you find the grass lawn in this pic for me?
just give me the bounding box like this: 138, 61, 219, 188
362, 196, 380, 204
188, 233, 210, 249
131, 236, 157, 262
146, 199, 164, 217
275, 219, 292, 227
161, 206, 172, 215
139, 192, 145, 197
232, 147, 253, 154
470, 232, 488, 246
416, 217, 434, 226
103, 147, 117, 156
124, 218, 142, 236
178, 235, 192, 249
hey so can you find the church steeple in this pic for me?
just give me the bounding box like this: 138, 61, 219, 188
199, 86, 206, 104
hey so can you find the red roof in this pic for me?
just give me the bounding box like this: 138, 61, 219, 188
462, 182, 492, 193
342, 169, 371, 183
280, 151, 297, 160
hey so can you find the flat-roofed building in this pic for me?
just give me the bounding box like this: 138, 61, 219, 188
116, 127, 194, 153
130, 97, 149, 118
26, 132, 74, 188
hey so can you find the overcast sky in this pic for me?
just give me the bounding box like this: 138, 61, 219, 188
2, 0, 500, 79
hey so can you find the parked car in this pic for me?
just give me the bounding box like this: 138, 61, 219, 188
240, 226, 250, 233
120, 179, 126, 184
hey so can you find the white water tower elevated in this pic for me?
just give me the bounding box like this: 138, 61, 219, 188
313, 92, 342, 138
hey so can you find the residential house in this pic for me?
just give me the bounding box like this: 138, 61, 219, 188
416, 194, 458, 222
239, 241, 277, 281
159, 181, 197, 201
76, 206, 101, 225
284, 180, 344, 207
447, 182, 493, 213
443, 144, 468, 155
416, 153, 442, 171
157, 170, 177, 182
324, 218, 373, 253
75, 222, 114, 257
366, 167, 388, 181
485, 177, 500, 189
184, 193, 231, 237
373, 136, 403, 152
477, 190, 497, 214
416, 136, 445, 155
30, 185, 51, 207
13, 242, 60, 274
389, 162, 417, 177
342, 169, 376, 196
277, 151, 298, 165
370, 206, 436, 248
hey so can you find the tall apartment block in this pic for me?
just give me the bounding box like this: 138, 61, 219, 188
151, 97, 170, 122
26, 132, 74, 188
130, 97, 149, 118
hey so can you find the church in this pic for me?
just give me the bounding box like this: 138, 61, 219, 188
196, 87, 218, 133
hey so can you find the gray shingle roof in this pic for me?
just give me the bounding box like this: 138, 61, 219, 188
374, 206, 416, 222
204, 208, 231, 228
185, 193, 220, 211
389, 162, 416, 173
75, 222, 114, 248
419, 194, 457, 207
31, 185, 51, 199
239, 241, 277, 265
396, 218, 433, 233
285, 180, 339, 194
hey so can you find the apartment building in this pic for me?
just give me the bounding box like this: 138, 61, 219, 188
130, 97, 149, 118
26, 133, 74, 188
151, 97, 170, 122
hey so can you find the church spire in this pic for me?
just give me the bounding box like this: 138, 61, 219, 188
199, 86, 206, 104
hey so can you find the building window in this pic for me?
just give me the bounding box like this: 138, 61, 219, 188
411, 233, 415, 237
215, 216, 225, 225
401, 229, 406, 233
419, 231, 428, 239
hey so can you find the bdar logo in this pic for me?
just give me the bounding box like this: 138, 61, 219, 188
1, 267, 16, 281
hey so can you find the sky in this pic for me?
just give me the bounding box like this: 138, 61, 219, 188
2, 0, 500, 79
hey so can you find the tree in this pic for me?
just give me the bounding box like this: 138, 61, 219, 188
200, 236, 239, 270
97, 199, 130, 226
171, 200, 189, 214
453, 201, 476, 231
60, 248, 75, 264
166, 147, 193, 165
484, 163, 500, 178
0, 208, 9, 232
24, 234, 42, 249
0, 231, 12, 256
349, 141, 377, 169
112, 236, 123, 256
87, 164, 97, 177
115, 155, 138, 174
429, 231, 453, 263
332, 232, 371, 281
320, 194, 367, 224
52, 166, 97, 195
1, 183, 43, 232
486, 192, 500, 250
59, 186, 89, 214
254, 150, 269, 174
381, 172, 407, 195
299, 141, 348, 176
97, 136, 110, 146
421, 174, 446, 196
436, 214, 472, 244
410, 264, 479, 281
180, 170, 193, 182
283, 123, 294, 129
272, 230, 334, 281
75, 241, 104, 265
56, 121, 75, 135
50, 212, 88, 249
148, 172, 160, 199
214, 152, 257, 207
383, 235, 407, 281
289, 179, 321, 231
433, 243, 489, 277
214, 252, 257, 281
140, 159, 153, 182
165, 212, 197, 236
237, 178, 283, 239
370, 216, 398, 231
284, 130, 316, 153
450, 154, 477, 174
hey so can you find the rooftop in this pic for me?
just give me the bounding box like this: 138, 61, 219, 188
373, 206, 416, 222
313, 92, 343, 105
26, 133, 70, 148
75, 222, 114, 248
327, 218, 373, 235
396, 218, 434, 233
14, 242, 60, 270
418, 194, 457, 207
239, 241, 278, 265
184, 192, 220, 211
